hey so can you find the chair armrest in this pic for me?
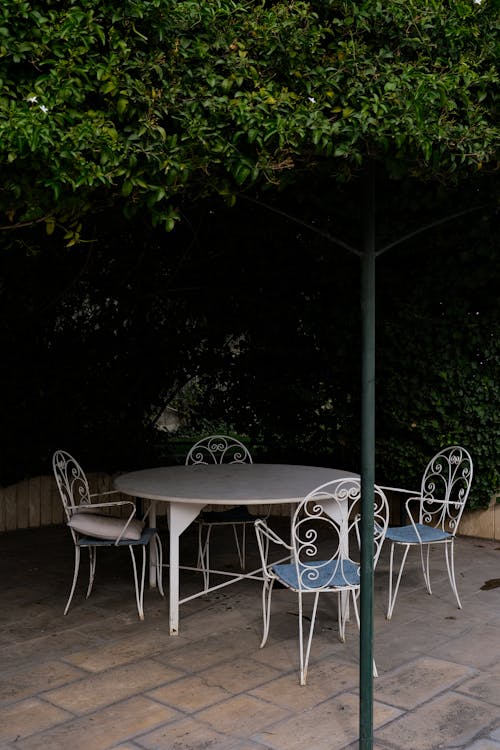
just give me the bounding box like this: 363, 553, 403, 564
255, 520, 291, 547
91, 491, 153, 525
403, 496, 425, 542
71, 499, 136, 512
378, 486, 423, 527
254, 519, 292, 572
378, 485, 420, 496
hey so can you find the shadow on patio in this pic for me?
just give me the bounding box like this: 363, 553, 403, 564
1, 520, 500, 750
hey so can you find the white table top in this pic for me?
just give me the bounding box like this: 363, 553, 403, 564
114, 463, 359, 505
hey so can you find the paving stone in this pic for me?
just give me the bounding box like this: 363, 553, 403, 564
159, 629, 254, 672
253, 626, 361, 678
0, 629, 99, 671
138, 716, 235, 749
0, 661, 86, 705
196, 657, 284, 694
457, 672, 500, 708
488, 659, 500, 677
250, 660, 359, 710
251, 692, 400, 750
374, 622, 452, 673
0, 698, 71, 744
427, 623, 500, 670
44, 659, 184, 714
343, 743, 396, 750
375, 692, 500, 750
12, 696, 178, 750
148, 674, 233, 712
177, 598, 262, 640
489, 724, 500, 742
373, 656, 474, 710
197, 694, 290, 736
62, 631, 176, 672
250, 638, 298, 672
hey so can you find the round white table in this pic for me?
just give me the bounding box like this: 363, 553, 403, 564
114, 463, 358, 634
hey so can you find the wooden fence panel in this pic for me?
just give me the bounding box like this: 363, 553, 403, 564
16, 480, 29, 530
51, 476, 64, 524
28, 476, 42, 528
40, 475, 54, 527
3, 484, 18, 531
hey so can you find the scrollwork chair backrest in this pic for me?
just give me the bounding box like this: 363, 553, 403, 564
419, 445, 473, 534
185, 435, 253, 466
291, 478, 389, 592
52, 450, 91, 522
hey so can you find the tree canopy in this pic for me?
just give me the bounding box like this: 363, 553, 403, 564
0, 0, 498, 240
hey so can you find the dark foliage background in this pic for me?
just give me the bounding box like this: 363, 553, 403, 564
0, 172, 498, 508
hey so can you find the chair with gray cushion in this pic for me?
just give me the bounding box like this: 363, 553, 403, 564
52, 450, 164, 620
254, 477, 389, 685
186, 435, 265, 590
382, 445, 473, 619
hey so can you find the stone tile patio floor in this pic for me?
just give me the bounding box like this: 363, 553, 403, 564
1, 520, 500, 750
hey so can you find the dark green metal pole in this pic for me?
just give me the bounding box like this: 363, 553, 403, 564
359, 163, 376, 749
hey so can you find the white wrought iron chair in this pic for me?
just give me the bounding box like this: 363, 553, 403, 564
254, 478, 389, 685
52, 450, 164, 620
186, 435, 266, 590
382, 445, 473, 620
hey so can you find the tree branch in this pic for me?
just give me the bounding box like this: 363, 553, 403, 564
238, 194, 362, 257
0, 215, 51, 231
376, 204, 490, 257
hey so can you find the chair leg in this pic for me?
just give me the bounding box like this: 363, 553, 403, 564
351, 589, 360, 628
299, 591, 319, 686
338, 590, 350, 642
231, 523, 246, 570
129, 545, 145, 621
197, 523, 203, 568
154, 533, 165, 598
197, 523, 211, 591
419, 543, 432, 595
64, 545, 81, 615
387, 542, 411, 620
349, 592, 378, 677
445, 539, 462, 609
203, 526, 212, 591
86, 546, 96, 598
260, 578, 275, 648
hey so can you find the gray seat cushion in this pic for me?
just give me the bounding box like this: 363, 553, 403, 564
67, 513, 144, 541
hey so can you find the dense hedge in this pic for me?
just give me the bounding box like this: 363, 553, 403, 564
0, 180, 497, 509
376, 215, 499, 508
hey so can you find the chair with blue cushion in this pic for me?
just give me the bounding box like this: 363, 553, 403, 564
383, 445, 473, 620
186, 434, 266, 590
254, 477, 389, 685
52, 450, 164, 620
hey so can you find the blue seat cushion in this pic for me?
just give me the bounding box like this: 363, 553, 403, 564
271, 559, 360, 590
77, 527, 157, 547
385, 523, 452, 544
